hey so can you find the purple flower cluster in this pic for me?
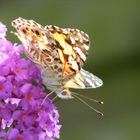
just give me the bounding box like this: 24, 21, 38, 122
0, 22, 61, 140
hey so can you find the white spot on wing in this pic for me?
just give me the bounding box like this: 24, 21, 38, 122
70, 36, 75, 44
74, 47, 86, 61
83, 44, 89, 50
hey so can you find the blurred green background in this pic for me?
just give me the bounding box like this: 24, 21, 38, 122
0, 0, 140, 140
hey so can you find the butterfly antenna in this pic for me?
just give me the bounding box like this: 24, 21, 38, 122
52, 95, 58, 102
52, 95, 61, 103
72, 91, 103, 104
72, 94, 104, 116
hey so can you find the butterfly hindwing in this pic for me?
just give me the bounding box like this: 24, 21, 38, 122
65, 68, 103, 89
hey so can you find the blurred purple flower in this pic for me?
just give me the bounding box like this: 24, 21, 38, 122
0, 22, 7, 39
0, 22, 61, 140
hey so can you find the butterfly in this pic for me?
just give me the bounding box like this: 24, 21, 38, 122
12, 17, 103, 114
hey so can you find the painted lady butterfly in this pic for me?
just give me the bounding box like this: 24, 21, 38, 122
12, 17, 103, 114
